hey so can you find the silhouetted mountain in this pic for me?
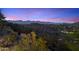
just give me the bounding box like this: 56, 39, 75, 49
7, 20, 66, 25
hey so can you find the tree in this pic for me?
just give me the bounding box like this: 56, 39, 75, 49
0, 10, 5, 20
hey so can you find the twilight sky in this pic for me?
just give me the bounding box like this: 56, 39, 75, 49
1, 8, 79, 23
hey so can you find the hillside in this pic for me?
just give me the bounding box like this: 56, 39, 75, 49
0, 20, 48, 50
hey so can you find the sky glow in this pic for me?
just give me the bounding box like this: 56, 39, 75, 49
1, 8, 79, 23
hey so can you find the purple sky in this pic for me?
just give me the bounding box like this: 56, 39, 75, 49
1, 8, 79, 23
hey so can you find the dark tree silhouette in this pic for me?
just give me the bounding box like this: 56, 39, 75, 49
0, 10, 5, 20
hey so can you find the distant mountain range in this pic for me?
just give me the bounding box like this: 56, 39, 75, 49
7, 20, 69, 25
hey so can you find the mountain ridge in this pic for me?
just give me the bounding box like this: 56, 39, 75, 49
7, 20, 76, 25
